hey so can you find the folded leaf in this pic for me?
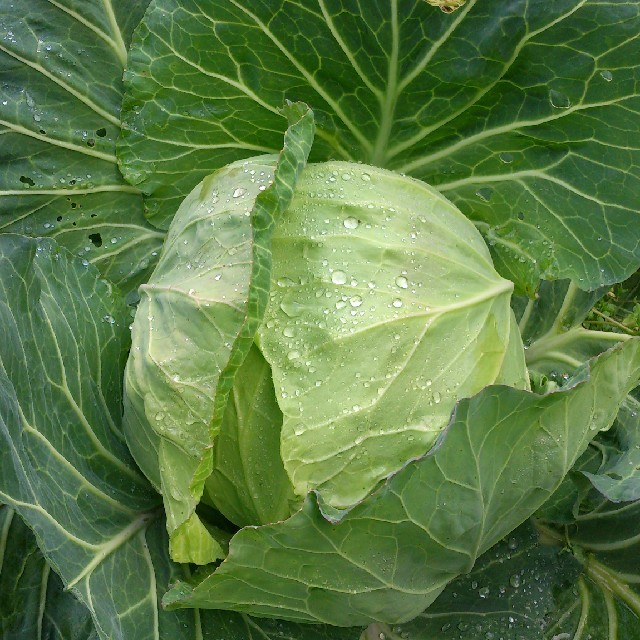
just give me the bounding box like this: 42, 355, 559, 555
165, 339, 640, 626
123, 103, 314, 563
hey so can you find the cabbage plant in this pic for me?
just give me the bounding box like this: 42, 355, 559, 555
1, 1, 640, 639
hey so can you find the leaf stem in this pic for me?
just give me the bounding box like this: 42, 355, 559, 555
591, 309, 637, 335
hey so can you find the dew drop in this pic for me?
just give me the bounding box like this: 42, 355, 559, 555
549, 89, 571, 109
341, 173, 352, 181
392, 298, 403, 308
335, 300, 347, 309
361, 172, 371, 182
287, 350, 301, 361
280, 300, 304, 317
232, 187, 246, 198
509, 574, 521, 588
433, 391, 441, 404
600, 70, 613, 82
283, 326, 296, 338
476, 187, 493, 202
499, 152, 513, 164
350, 295, 363, 307
343, 216, 359, 229
395, 275, 409, 289
331, 270, 347, 285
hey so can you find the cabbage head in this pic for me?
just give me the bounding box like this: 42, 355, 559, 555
123, 155, 529, 560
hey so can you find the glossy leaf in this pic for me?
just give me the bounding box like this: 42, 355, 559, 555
119, 0, 640, 292
362, 521, 581, 640
0, 0, 163, 292
541, 498, 640, 639
123, 104, 314, 563
518, 280, 631, 380
259, 162, 527, 508
581, 390, 640, 503
165, 339, 640, 625
0, 235, 165, 640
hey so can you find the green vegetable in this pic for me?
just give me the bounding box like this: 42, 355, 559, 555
1, 1, 639, 638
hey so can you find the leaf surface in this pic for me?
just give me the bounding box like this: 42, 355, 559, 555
165, 339, 640, 625
204, 344, 298, 527
363, 521, 580, 640
0, 0, 163, 292
541, 493, 640, 638
259, 162, 526, 508
119, 0, 640, 292
0, 504, 98, 640
0, 235, 164, 640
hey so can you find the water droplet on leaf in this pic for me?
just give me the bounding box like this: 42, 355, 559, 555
343, 216, 359, 229
332, 270, 347, 285
549, 89, 571, 109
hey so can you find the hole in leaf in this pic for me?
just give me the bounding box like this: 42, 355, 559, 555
19, 175, 35, 186
88, 232, 102, 247
87, 139, 95, 147
95, 128, 107, 137
56, 216, 62, 222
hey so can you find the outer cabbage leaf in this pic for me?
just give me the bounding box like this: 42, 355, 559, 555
165, 339, 640, 626
0, 0, 163, 293
123, 104, 314, 563
540, 484, 640, 638
0, 235, 165, 640
119, 0, 640, 293
363, 521, 581, 640
515, 280, 629, 382
259, 162, 527, 508
582, 391, 640, 503
0, 505, 97, 640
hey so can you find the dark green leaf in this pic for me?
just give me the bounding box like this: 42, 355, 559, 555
519, 281, 630, 380
541, 499, 640, 639
0, 504, 98, 640
364, 521, 580, 640
582, 391, 640, 503
0, 0, 163, 292
0, 235, 166, 640
119, 0, 640, 292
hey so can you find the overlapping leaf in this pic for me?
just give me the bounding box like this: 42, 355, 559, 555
119, 0, 640, 292
123, 103, 314, 563
0, 504, 97, 640
0, 505, 361, 640
0, 0, 163, 292
165, 339, 640, 625
541, 495, 640, 638
0, 235, 162, 640
259, 161, 527, 508
362, 521, 581, 640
